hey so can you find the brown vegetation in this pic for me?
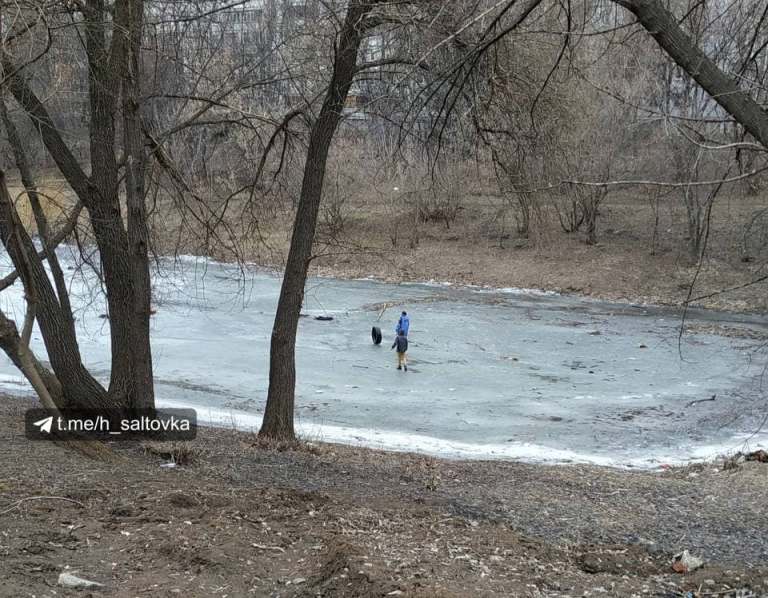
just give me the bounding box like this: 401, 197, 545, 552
2, 397, 767, 597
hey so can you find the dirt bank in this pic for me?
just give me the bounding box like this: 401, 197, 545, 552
1, 397, 767, 597
236, 190, 768, 314
13, 174, 768, 313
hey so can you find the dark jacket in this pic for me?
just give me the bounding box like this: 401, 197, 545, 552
391, 334, 408, 353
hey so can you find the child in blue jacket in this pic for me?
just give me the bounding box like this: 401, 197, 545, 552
395, 311, 410, 336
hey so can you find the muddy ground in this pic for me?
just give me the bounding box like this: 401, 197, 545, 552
1, 398, 767, 597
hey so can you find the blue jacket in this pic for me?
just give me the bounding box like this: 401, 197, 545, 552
396, 314, 410, 336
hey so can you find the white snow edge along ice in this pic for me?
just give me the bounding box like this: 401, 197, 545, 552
168, 399, 766, 470
4, 377, 765, 468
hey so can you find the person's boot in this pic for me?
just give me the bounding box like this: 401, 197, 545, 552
404, 365, 408, 372
397, 365, 402, 370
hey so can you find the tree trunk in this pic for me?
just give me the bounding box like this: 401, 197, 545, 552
0, 308, 64, 406
584, 206, 597, 245
1, 0, 155, 412
260, 1, 375, 440
0, 95, 75, 334
118, 0, 155, 411
0, 171, 110, 409
682, 188, 702, 260
613, 0, 768, 149
83, 0, 152, 410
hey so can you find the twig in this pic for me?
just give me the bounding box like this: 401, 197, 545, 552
376, 302, 395, 322
686, 394, 716, 408
251, 543, 286, 553
0, 201, 84, 292
684, 274, 768, 303
561, 165, 768, 188
0, 495, 86, 516
501, 165, 768, 195
676, 590, 746, 597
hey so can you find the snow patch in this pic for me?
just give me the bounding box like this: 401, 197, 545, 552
158, 398, 768, 470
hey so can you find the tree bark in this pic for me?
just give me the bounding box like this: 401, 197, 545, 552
1, 0, 155, 412
0, 170, 110, 409
613, 0, 768, 149
119, 0, 155, 411
0, 95, 76, 335
0, 308, 64, 407
260, 0, 376, 440
83, 0, 150, 410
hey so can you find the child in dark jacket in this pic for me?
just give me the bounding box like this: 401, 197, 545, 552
391, 331, 408, 371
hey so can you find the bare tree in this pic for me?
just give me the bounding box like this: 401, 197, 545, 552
0, 0, 765, 443
260, 0, 384, 440
259, 0, 548, 440
0, 0, 154, 411
612, 0, 768, 149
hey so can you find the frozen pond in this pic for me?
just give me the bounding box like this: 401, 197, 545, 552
1, 254, 767, 467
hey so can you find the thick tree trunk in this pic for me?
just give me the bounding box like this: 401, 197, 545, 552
83, 0, 150, 409
0, 95, 95, 410
0, 306, 62, 409
614, 0, 768, 149
582, 189, 605, 246
0, 307, 116, 460
0, 171, 110, 409
0, 96, 75, 333
1, 0, 155, 412
260, 1, 375, 440
119, 0, 155, 411
0, 308, 64, 406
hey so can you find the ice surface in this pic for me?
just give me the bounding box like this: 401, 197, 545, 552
1, 251, 767, 468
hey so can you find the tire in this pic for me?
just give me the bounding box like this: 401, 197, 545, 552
371, 326, 382, 345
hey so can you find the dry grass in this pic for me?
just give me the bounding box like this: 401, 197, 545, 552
6, 177, 77, 234
1, 396, 768, 597
8, 169, 768, 313
142, 441, 202, 465
300, 188, 768, 312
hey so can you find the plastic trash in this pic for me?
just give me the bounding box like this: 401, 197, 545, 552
672, 550, 704, 573
58, 572, 103, 588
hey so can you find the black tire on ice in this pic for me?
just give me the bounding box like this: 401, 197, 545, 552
371, 326, 382, 345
